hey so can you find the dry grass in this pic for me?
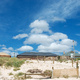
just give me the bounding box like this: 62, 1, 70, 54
26, 76, 32, 79
14, 72, 24, 79
0, 57, 25, 68
43, 70, 52, 77
9, 72, 13, 75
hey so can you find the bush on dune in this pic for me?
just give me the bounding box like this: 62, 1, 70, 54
0, 57, 9, 66
5, 58, 25, 68
0, 57, 25, 68
14, 72, 24, 79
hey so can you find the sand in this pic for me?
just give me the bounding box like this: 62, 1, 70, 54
0, 60, 80, 80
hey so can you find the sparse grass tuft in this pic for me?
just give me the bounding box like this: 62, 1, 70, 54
17, 72, 24, 76
14, 72, 24, 79
26, 76, 32, 79
43, 70, 52, 77
63, 75, 69, 78
26, 61, 30, 63
5, 62, 13, 67
0, 72, 1, 75
58, 59, 63, 63
9, 72, 13, 75
13, 68, 20, 71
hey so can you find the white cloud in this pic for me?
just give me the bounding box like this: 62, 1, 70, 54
76, 34, 80, 36
24, 32, 68, 45
50, 33, 68, 40
1, 46, 14, 51
23, 31, 76, 53
52, 17, 66, 22
8, 47, 14, 51
1, 49, 18, 57
24, 34, 53, 45
0, 44, 5, 47
61, 39, 77, 46
36, 0, 80, 22
37, 38, 77, 53
13, 33, 28, 39
0, 45, 18, 57
2, 50, 11, 54
1, 46, 7, 50
17, 45, 33, 51
37, 43, 72, 52
30, 20, 52, 33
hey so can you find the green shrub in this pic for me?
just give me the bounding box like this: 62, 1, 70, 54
0, 57, 9, 66
0, 60, 5, 66
5, 61, 13, 67
26, 61, 30, 63
14, 72, 24, 77
13, 60, 24, 68
17, 72, 24, 76
13, 68, 20, 71
14, 72, 24, 79
4, 58, 25, 68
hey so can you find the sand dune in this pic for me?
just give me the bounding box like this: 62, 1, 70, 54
0, 60, 80, 80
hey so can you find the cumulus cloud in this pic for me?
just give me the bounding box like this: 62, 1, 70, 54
50, 33, 68, 40
60, 39, 77, 46
23, 32, 76, 52
13, 33, 28, 39
37, 43, 72, 52
24, 34, 53, 45
30, 20, 52, 33
12, 18, 77, 53
37, 38, 77, 52
24, 32, 68, 45
17, 45, 33, 51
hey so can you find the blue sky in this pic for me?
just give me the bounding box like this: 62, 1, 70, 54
0, 0, 80, 56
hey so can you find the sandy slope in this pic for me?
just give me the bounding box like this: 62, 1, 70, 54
0, 60, 80, 80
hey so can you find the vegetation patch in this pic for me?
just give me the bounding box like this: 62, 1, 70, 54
26, 61, 30, 63
63, 75, 69, 78
13, 68, 20, 71
26, 76, 32, 79
14, 72, 24, 79
9, 72, 13, 75
0, 57, 25, 68
43, 70, 52, 77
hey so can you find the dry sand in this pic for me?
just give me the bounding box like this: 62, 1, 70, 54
0, 60, 80, 80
